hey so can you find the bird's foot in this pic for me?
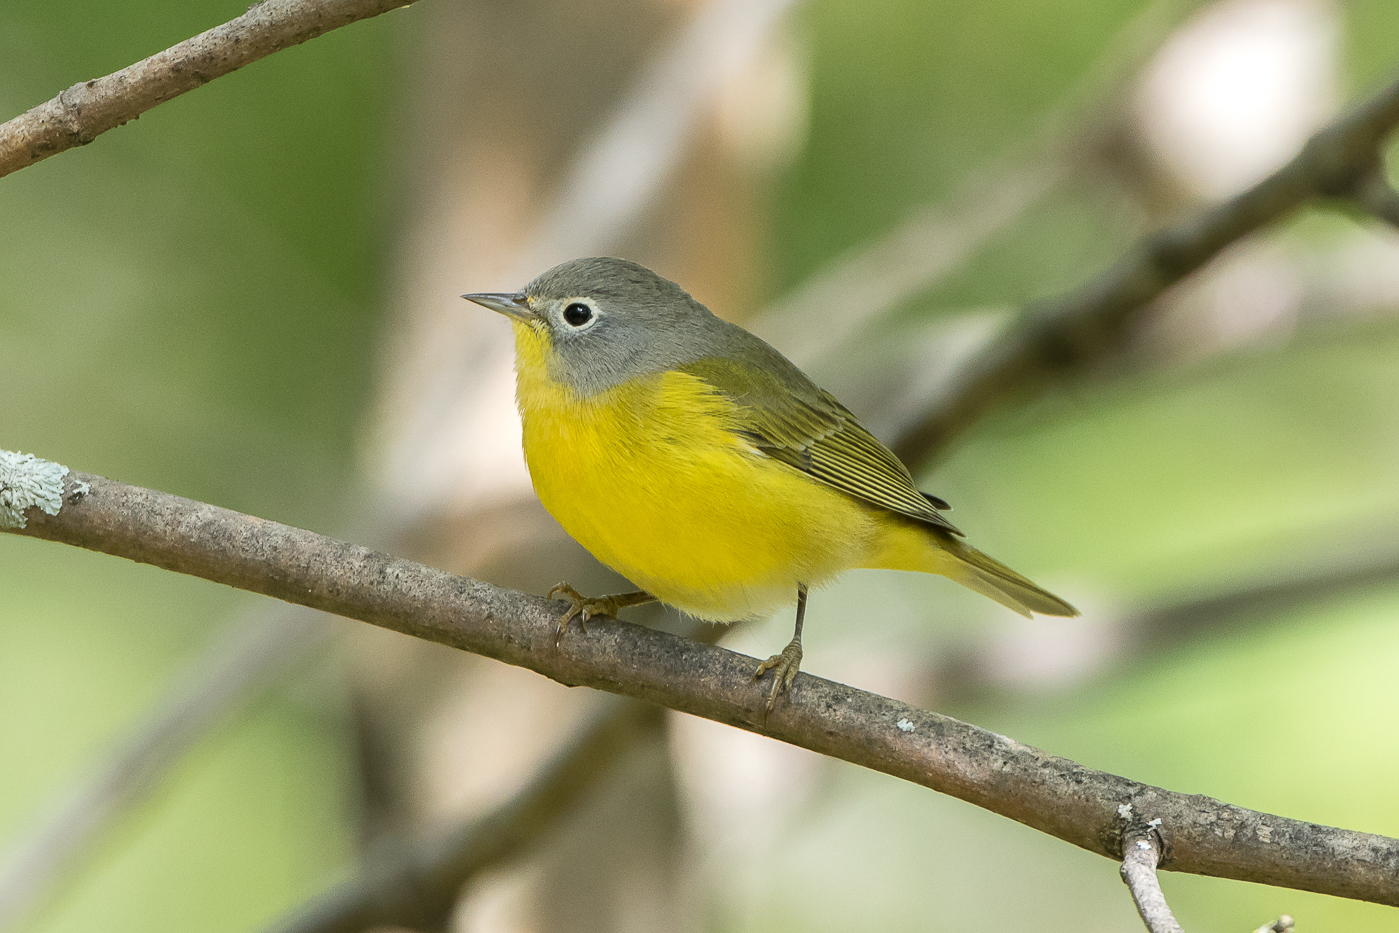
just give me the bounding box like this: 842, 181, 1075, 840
753, 638, 803, 712
545, 584, 653, 646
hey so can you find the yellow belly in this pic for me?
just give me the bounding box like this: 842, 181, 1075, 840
513, 335, 883, 621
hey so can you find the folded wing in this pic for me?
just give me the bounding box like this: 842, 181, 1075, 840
681, 356, 960, 535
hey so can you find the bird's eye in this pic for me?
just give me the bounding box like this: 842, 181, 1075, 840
562, 302, 593, 327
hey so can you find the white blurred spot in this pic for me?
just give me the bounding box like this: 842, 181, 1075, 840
1138, 225, 1399, 363
1199, 241, 1304, 352
1135, 0, 1340, 199
1311, 231, 1399, 318
454, 864, 541, 933
714, 24, 809, 173
896, 718, 915, 733
984, 611, 1123, 691
368, 146, 538, 519
416, 664, 589, 825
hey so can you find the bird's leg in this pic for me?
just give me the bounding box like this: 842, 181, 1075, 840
546, 583, 656, 645
754, 584, 808, 712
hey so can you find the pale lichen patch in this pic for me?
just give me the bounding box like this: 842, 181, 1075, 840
0, 450, 70, 529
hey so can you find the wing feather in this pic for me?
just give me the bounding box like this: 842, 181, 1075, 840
681, 356, 960, 534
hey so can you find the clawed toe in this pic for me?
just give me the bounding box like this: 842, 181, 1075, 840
547, 582, 596, 644
753, 640, 803, 712
545, 584, 656, 646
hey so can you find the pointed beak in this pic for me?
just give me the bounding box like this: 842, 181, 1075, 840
462, 291, 535, 321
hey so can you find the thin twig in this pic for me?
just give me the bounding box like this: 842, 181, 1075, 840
1120, 819, 1186, 933
265, 700, 663, 933
893, 72, 1399, 465
6, 468, 1399, 907
0, 0, 425, 178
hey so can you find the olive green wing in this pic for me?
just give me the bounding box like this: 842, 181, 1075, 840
681, 355, 960, 534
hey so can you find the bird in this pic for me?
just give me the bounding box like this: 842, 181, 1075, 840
464, 257, 1077, 710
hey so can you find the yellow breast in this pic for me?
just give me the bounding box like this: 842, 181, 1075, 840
509, 321, 879, 621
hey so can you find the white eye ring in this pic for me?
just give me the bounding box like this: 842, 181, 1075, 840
560, 299, 599, 330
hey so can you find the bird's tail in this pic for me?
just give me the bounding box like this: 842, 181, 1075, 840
936, 535, 1078, 617
865, 521, 1078, 618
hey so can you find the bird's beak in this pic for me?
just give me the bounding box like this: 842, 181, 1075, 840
461, 291, 535, 321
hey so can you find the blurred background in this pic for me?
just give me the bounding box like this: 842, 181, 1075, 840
2, 0, 1399, 929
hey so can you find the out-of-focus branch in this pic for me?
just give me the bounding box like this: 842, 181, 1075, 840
1120, 819, 1185, 933
1349, 163, 1399, 229
894, 72, 1399, 464
514, 0, 800, 276
756, 161, 1063, 365
0, 0, 424, 178
756, 0, 1209, 365
6, 467, 1399, 907
0, 605, 329, 931
265, 700, 663, 933
929, 536, 1399, 707
1135, 544, 1399, 649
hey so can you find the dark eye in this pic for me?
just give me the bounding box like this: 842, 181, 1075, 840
563, 302, 593, 327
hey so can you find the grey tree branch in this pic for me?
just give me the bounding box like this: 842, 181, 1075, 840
1120, 819, 1186, 933
5, 468, 1398, 907
265, 699, 663, 933
893, 72, 1399, 465
0, 0, 423, 178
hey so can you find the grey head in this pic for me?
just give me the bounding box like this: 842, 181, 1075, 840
464, 257, 759, 396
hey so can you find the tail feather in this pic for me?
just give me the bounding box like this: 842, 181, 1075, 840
942, 538, 1078, 617
863, 519, 1079, 617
